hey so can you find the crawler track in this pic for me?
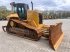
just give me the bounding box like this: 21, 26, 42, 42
6, 18, 42, 41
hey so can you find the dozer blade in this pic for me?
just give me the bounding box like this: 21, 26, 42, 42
49, 23, 64, 50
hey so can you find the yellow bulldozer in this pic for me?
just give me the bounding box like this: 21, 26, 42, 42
2, 2, 64, 50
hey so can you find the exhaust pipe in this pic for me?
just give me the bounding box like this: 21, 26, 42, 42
10, 2, 15, 12
31, 1, 33, 10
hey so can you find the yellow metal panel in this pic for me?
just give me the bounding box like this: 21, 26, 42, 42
6, 13, 19, 20
27, 10, 39, 27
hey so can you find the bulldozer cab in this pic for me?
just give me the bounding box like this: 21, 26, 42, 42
10, 2, 42, 26
10, 2, 29, 20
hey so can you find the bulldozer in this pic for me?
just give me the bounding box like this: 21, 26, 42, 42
2, 2, 64, 50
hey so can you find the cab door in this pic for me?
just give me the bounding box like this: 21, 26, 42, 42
17, 7, 26, 20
